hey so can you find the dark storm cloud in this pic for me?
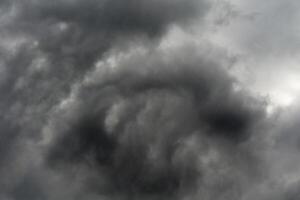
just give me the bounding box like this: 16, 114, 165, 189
18, 0, 208, 35
46, 46, 267, 199
0, 0, 214, 199
1, 0, 293, 200
0, 0, 210, 139
0, 0, 213, 199
3, 0, 209, 74
0, 0, 210, 155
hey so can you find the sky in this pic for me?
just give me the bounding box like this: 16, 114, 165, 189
0, 0, 300, 200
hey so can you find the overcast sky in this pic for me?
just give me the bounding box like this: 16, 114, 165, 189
0, 0, 300, 200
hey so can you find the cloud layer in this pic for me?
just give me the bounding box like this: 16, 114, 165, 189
0, 0, 299, 200
45, 45, 266, 199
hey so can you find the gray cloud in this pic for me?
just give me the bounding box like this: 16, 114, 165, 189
0, 0, 298, 200
45, 45, 267, 199
0, 0, 211, 199
0, 0, 210, 160
0, 0, 212, 199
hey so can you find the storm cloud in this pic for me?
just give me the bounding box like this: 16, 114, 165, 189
0, 0, 299, 200
42, 45, 267, 199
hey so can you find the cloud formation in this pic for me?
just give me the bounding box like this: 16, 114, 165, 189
45, 45, 266, 199
0, 0, 299, 200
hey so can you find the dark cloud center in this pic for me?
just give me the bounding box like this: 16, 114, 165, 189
47, 54, 266, 198
0, 0, 272, 199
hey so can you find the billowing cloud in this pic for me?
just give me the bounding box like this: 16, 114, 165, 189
44, 45, 267, 199
0, 0, 299, 200
0, 0, 210, 167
